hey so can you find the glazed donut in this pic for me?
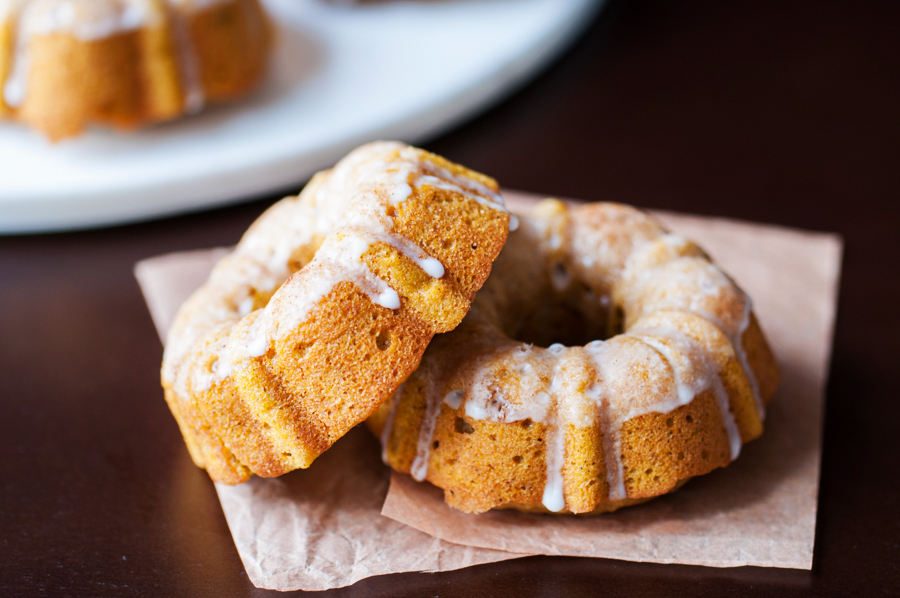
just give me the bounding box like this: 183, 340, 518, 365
0, 0, 271, 140
370, 198, 779, 514
161, 142, 513, 484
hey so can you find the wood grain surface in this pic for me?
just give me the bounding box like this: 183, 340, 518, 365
1, 0, 898, 595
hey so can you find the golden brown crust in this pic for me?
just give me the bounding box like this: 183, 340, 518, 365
619, 390, 732, 499
371, 199, 779, 515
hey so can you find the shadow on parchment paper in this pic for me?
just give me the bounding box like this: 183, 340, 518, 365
254, 426, 391, 516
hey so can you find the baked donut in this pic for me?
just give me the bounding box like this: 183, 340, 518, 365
161, 141, 514, 484
0, 0, 270, 140
369, 198, 779, 514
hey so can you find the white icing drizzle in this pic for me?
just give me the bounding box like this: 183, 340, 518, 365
166, 2, 204, 114
733, 296, 765, 420
624, 332, 710, 416
0, 0, 23, 18
597, 398, 627, 501
244, 311, 269, 358
458, 344, 573, 512
408, 385, 466, 481
599, 399, 628, 501
710, 371, 743, 460
309, 231, 403, 312
416, 158, 502, 203
369, 230, 444, 279
380, 383, 404, 465
411, 378, 443, 482
443, 389, 464, 410
4, 13, 31, 108
540, 348, 568, 512
542, 424, 566, 512
656, 299, 765, 423
619, 242, 766, 423
14, 0, 159, 40
237, 296, 254, 317
583, 341, 627, 502
183, 322, 230, 397
628, 327, 742, 460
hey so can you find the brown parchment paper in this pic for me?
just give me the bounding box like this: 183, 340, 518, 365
134, 191, 842, 589
380, 192, 843, 571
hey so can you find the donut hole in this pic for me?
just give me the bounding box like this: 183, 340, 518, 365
495, 264, 622, 348
476, 211, 634, 349
506, 301, 617, 347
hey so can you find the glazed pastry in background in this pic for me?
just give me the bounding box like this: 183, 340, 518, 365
0, 0, 270, 140
369, 198, 779, 514
161, 141, 514, 484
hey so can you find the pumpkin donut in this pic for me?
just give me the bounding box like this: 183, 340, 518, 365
369, 198, 779, 514
161, 141, 514, 483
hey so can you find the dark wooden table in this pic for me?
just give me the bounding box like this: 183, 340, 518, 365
2, 1, 898, 595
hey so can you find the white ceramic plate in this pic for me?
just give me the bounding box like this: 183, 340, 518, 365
0, 0, 605, 233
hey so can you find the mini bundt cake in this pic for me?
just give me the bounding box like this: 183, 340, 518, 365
161, 141, 515, 484
369, 198, 779, 514
0, 0, 270, 140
